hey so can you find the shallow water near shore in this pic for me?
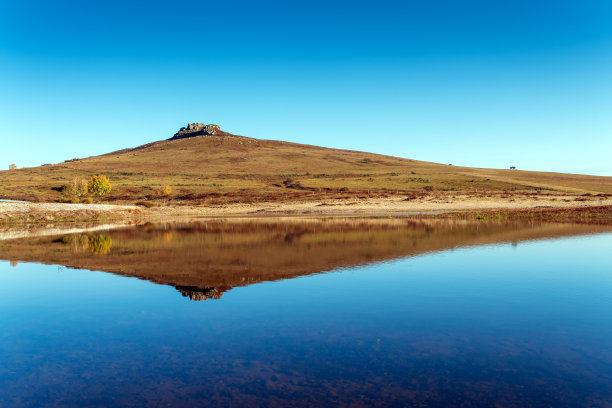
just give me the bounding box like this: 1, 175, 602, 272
1, 219, 611, 407
0, 199, 30, 203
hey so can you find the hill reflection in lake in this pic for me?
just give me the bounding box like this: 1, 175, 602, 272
1, 218, 610, 300
1, 219, 612, 407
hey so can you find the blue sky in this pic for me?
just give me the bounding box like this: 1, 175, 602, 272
1, 0, 611, 175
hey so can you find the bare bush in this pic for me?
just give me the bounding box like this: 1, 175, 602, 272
62, 178, 88, 197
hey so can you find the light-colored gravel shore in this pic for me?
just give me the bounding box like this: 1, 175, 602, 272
1, 193, 609, 223
0, 202, 143, 225
146, 194, 610, 218
0, 201, 138, 213
0, 223, 133, 241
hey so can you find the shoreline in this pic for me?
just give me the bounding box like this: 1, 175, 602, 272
1, 194, 611, 227
0, 202, 144, 225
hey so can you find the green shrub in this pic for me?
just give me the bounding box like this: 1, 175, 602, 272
88, 175, 111, 196
406, 177, 430, 183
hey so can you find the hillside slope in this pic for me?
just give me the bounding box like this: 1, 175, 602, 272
1, 124, 611, 204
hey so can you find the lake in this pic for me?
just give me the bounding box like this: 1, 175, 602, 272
1, 218, 611, 407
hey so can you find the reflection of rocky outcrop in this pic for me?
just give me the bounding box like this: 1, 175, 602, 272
0, 219, 611, 300
176, 285, 228, 301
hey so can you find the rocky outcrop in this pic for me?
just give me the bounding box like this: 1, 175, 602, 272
170, 123, 232, 140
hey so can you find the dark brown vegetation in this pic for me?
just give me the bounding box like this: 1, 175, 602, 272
438, 205, 612, 225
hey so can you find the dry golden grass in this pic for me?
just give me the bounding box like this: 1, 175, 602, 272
1, 133, 611, 204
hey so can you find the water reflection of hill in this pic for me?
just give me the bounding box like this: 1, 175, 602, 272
1, 219, 610, 300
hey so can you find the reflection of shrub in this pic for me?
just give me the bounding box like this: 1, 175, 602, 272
88, 234, 112, 255
61, 234, 90, 252
61, 234, 112, 254
62, 178, 88, 197
88, 175, 111, 196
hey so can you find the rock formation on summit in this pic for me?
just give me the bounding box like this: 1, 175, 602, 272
170, 123, 232, 140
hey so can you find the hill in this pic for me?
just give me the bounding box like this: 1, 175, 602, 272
1, 123, 612, 205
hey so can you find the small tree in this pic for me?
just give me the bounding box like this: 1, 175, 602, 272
159, 185, 172, 196
9, 164, 17, 170
62, 178, 88, 197
88, 175, 112, 196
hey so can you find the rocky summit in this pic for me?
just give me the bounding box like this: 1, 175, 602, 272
170, 123, 232, 140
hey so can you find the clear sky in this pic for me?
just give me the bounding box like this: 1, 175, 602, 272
1, 0, 611, 175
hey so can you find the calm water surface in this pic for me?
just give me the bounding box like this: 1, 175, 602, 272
0, 220, 611, 407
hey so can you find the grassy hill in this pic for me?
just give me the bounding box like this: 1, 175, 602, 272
2, 125, 611, 204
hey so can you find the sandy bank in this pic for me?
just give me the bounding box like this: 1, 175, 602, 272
146, 193, 611, 218
1, 193, 610, 225
0, 202, 137, 213
0, 202, 143, 224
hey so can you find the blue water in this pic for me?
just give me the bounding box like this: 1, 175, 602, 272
1, 233, 611, 407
